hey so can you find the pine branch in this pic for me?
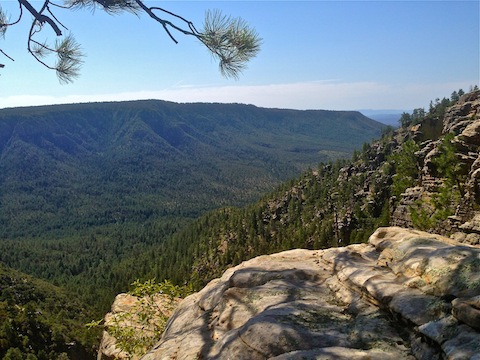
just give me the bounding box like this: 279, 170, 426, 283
19, 0, 62, 35
1, 0, 261, 81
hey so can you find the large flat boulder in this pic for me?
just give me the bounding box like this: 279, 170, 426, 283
141, 248, 411, 360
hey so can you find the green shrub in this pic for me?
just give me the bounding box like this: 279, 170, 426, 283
389, 140, 421, 200
88, 279, 193, 359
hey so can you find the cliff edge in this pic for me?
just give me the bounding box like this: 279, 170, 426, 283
101, 226, 479, 359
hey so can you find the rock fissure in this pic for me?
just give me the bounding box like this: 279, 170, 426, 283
236, 330, 270, 360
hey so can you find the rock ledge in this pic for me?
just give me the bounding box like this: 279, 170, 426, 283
133, 227, 480, 360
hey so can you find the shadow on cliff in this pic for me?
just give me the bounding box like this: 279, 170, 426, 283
157, 238, 480, 359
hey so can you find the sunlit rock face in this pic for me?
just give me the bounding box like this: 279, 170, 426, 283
392, 90, 480, 238
133, 227, 479, 360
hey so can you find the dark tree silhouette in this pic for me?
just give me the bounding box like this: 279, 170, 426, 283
0, 0, 261, 82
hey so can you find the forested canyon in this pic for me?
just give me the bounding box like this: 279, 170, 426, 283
1, 89, 480, 359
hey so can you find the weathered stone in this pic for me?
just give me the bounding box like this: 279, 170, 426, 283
459, 212, 480, 233
98, 293, 180, 360
442, 324, 480, 359
98, 294, 144, 360
369, 226, 456, 251
452, 296, 480, 330
97, 331, 130, 360
418, 315, 459, 344
465, 233, 480, 245
140, 246, 412, 359
390, 188, 424, 229
443, 90, 480, 135
369, 227, 480, 298
106, 227, 480, 360
363, 273, 404, 305
409, 334, 442, 360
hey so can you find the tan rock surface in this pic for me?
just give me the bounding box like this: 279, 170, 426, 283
131, 227, 480, 360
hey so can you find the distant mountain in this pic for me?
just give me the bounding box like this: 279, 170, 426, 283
0, 100, 384, 316
359, 109, 405, 126
0, 100, 384, 239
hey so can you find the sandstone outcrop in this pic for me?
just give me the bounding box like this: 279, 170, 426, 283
128, 227, 480, 360
443, 90, 480, 135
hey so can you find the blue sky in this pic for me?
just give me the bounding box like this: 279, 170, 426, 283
0, 0, 478, 110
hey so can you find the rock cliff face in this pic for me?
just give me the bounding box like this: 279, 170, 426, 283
391, 90, 480, 240
103, 227, 479, 360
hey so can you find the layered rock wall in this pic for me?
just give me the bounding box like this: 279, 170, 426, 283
391, 90, 480, 240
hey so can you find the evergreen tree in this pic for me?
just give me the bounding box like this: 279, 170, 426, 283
0, 0, 261, 81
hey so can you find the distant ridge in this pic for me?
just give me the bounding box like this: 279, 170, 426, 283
0, 99, 385, 237
0, 99, 384, 318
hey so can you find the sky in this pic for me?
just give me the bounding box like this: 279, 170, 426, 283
0, 0, 478, 111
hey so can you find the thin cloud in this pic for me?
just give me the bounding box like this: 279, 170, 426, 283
0, 80, 475, 111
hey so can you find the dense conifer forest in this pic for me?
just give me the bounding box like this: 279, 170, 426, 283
0, 263, 97, 359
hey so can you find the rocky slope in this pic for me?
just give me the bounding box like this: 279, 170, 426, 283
391, 89, 480, 238
101, 227, 480, 359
